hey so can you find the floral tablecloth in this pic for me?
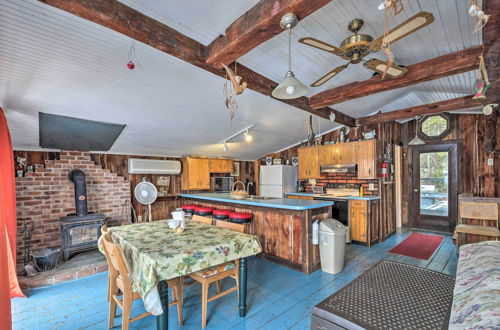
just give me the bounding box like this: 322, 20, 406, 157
102, 220, 262, 314
449, 240, 500, 329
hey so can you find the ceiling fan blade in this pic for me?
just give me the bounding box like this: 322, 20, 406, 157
311, 64, 349, 87
368, 11, 435, 51
364, 59, 408, 78
299, 37, 344, 56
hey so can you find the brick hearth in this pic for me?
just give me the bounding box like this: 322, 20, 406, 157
16, 151, 131, 265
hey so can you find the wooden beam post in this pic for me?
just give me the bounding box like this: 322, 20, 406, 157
482, 0, 500, 103
38, 0, 355, 126
206, 0, 332, 67
310, 46, 484, 109
356, 96, 484, 126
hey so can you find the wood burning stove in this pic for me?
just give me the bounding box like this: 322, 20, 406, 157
60, 169, 105, 261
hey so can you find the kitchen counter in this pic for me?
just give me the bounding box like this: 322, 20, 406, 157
179, 193, 333, 210
286, 192, 381, 201
180, 193, 333, 274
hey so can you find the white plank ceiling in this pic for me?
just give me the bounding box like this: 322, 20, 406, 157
0, 0, 483, 159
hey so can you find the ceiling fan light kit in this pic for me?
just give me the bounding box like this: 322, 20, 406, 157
272, 13, 308, 100
408, 117, 425, 146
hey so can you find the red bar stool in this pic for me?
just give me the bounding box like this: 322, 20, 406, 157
229, 212, 253, 234
212, 209, 232, 221
181, 204, 199, 216
229, 212, 252, 223
194, 207, 215, 217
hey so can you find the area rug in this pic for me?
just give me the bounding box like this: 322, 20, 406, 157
311, 260, 455, 330
388, 232, 444, 260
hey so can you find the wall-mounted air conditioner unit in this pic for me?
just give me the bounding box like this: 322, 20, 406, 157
128, 158, 181, 175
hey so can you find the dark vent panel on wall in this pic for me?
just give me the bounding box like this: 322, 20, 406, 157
39, 113, 125, 151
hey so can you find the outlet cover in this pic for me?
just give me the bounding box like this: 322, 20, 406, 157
487, 158, 494, 166
369, 183, 375, 191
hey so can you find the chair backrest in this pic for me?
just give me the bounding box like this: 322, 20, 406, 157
101, 232, 132, 288
459, 201, 499, 227
192, 215, 213, 225
216, 220, 245, 233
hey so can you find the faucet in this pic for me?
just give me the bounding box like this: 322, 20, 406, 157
246, 182, 254, 195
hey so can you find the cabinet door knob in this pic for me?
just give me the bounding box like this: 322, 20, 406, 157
413, 188, 419, 192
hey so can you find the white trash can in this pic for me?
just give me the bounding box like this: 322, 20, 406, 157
319, 219, 347, 274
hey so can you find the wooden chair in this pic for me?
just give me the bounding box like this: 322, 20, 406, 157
192, 214, 213, 225
188, 220, 245, 328
100, 225, 113, 302
100, 231, 184, 329
455, 201, 500, 250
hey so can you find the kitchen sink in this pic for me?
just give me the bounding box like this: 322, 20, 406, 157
245, 196, 278, 200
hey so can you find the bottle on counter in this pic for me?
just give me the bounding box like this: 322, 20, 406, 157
359, 186, 364, 197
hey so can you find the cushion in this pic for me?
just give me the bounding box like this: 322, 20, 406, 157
229, 212, 252, 220
181, 204, 199, 210
194, 207, 214, 213
193, 262, 237, 279
213, 209, 232, 216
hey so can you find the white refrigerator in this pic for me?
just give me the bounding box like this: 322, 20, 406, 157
259, 165, 297, 198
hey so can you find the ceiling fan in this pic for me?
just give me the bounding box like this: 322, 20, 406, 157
299, 11, 435, 87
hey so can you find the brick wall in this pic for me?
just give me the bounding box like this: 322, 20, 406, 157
303, 172, 380, 195
15, 151, 130, 264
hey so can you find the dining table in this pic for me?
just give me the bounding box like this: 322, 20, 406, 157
104, 219, 262, 329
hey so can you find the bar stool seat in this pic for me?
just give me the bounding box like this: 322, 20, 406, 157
181, 204, 199, 215
212, 209, 232, 220
228, 212, 252, 224
195, 207, 215, 216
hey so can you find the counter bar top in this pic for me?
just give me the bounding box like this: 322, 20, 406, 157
179, 193, 333, 210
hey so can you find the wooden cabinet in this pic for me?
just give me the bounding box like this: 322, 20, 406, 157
287, 195, 314, 200
349, 199, 379, 247
298, 147, 319, 179
350, 200, 368, 242
357, 140, 377, 179
181, 157, 211, 190
209, 159, 232, 173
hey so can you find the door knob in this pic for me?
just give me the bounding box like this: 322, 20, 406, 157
413, 188, 419, 192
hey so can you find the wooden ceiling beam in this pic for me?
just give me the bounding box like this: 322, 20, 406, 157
38, 0, 355, 126
310, 46, 484, 109
482, 0, 500, 103
205, 0, 332, 67
356, 96, 484, 126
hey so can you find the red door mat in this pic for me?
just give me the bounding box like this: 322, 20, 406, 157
389, 233, 444, 260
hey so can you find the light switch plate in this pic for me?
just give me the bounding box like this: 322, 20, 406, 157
487, 158, 494, 166
369, 183, 375, 191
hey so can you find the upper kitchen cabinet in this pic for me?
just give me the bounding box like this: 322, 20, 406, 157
209, 159, 233, 173
298, 147, 319, 179
357, 140, 377, 179
181, 157, 211, 190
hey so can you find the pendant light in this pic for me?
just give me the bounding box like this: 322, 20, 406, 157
272, 13, 308, 100
408, 116, 425, 146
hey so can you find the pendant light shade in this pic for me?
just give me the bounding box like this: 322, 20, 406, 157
272, 13, 308, 100
272, 71, 308, 99
408, 117, 425, 146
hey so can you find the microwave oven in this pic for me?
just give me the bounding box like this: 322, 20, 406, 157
211, 176, 234, 192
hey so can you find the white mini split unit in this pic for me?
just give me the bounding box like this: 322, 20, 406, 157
128, 158, 181, 175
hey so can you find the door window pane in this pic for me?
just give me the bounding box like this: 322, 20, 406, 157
420, 152, 448, 216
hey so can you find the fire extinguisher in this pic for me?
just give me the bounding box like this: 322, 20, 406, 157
381, 160, 388, 181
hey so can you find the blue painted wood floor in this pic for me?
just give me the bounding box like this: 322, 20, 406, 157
12, 230, 457, 330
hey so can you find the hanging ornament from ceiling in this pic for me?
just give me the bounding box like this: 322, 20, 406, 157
468, 0, 490, 32
223, 62, 245, 121
126, 21, 140, 70
379, 0, 403, 79
472, 55, 490, 100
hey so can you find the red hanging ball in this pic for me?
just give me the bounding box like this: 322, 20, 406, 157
127, 61, 135, 70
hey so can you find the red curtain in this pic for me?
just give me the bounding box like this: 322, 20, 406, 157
0, 108, 24, 330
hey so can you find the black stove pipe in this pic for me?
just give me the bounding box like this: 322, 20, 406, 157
68, 169, 88, 217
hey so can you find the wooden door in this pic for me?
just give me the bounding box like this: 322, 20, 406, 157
358, 140, 376, 179
221, 160, 233, 173
350, 200, 368, 242
209, 159, 221, 172
318, 145, 331, 166
309, 147, 320, 178
297, 148, 309, 179
343, 142, 356, 164
197, 158, 211, 189
410, 143, 458, 232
